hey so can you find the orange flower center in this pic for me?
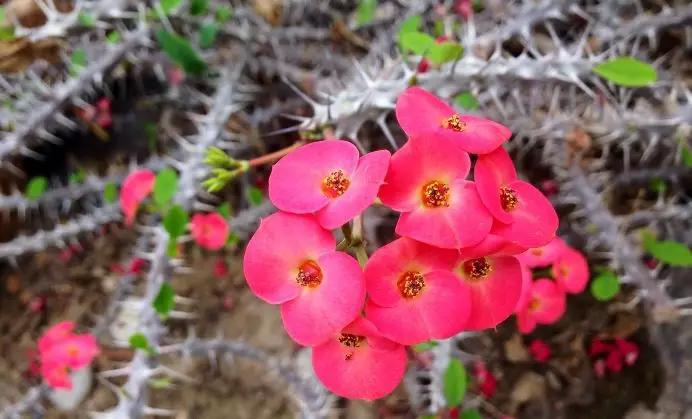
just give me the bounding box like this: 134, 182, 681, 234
322, 169, 350, 198
500, 186, 518, 211
422, 180, 450, 208
67, 344, 79, 357
528, 298, 541, 311
530, 247, 543, 256
463, 257, 493, 281
442, 114, 467, 132
338, 333, 365, 347
397, 271, 426, 298
557, 264, 570, 277
296, 260, 323, 287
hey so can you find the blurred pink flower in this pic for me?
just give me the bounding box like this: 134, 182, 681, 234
516, 237, 566, 268
190, 213, 229, 250
516, 279, 566, 334
528, 339, 551, 363
120, 170, 155, 225
37, 321, 99, 390
552, 247, 589, 294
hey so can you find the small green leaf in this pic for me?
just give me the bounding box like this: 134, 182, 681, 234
641, 231, 692, 267
150, 377, 172, 389
106, 31, 121, 44
129, 333, 150, 351
247, 186, 264, 206
649, 178, 666, 194
78, 12, 95, 27
399, 15, 421, 34
153, 283, 175, 318
155, 29, 207, 75
454, 91, 479, 110
426, 41, 463, 65
590, 269, 620, 301
163, 205, 188, 239
592, 57, 657, 87
160, 0, 182, 15
199, 23, 218, 49
681, 145, 692, 168
355, 0, 377, 27
443, 358, 467, 407
26, 176, 48, 200
217, 202, 231, 218
400, 31, 434, 55
0, 7, 13, 40
189, 0, 208, 15
103, 182, 118, 204
412, 340, 438, 352
153, 168, 178, 206
215, 5, 233, 23
433, 20, 445, 37
70, 48, 87, 75
167, 239, 179, 257
226, 232, 240, 248
68, 169, 86, 184
459, 409, 482, 419
144, 122, 158, 151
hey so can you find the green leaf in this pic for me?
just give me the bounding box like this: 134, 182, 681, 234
68, 169, 86, 184
412, 340, 438, 352
199, 23, 218, 49
26, 177, 48, 200
215, 5, 233, 23
681, 145, 692, 168
433, 20, 445, 37
459, 409, 482, 419
399, 15, 421, 34
649, 178, 666, 194
355, 0, 377, 27
155, 29, 207, 75
106, 31, 121, 44
144, 122, 158, 151
103, 182, 118, 204
590, 269, 620, 301
153, 283, 175, 318
189, 0, 208, 15
0, 25, 14, 41
78, 12, 95, 27
163, 205, 188, 239
454, 91, 479, 110
641, 231, 692, 267
426, 41, 463, 65
592, 57, 657, 87
153, 168, 178, 206
129, 333, 150, 351
70, 48, 87, 75
149, 377, 172, 389
160, 0, 182, 15
443, 358, 467, 407
226, 232, 239, 248
217, 202, 231, 218
247, 186, 264, 206
399, 31, 434, 55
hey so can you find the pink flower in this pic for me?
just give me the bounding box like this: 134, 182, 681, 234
42, 335, 100, 370
593, 358, 606, 378
243, 211, 365, 346
516, 238, 566, 268
551, 247, 589, 294
311, 317, 407, 400
475, 147, 558, 247
378, 134, 492, 249
516, 279, 566, 334
41, 362, 72, 389
452, 253, 523, 330
395, 87, 511, 154
514, 261, 533, 312
364, 238, 471, 345
459, 234, 527, 259
268, 140, 390, 229
605, 349, 623, 373
528, 339, 551, 363
474, 361, 497, 398
454, 0, 473, 20
190, 213, 229, 250
120, 170, 155, 225
588, 338, 615, 358
615, 339, 639, 366
128, 257, 146, 274
38, 321, 75, 354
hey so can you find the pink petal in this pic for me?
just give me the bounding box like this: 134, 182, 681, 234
474, 146, 517, 223
281, 251, 365, 346
317, 150, 390, 229
312, 317, 407, 400
530, 278, 566, 324
379, 135, 470, 212
514, 261, 533, 312
459, 234, 527, 259
395, 87, 452, 137
43, 335, 100, 369
365, 270, 471, 345
517, 237, 567, 268
455, 255, 523, 330
120, 170, 155, 225
552, 247, 589, 294
41, 362, 72, 390
491, 180, 558, 248
190, 213, 229, 250
365, 237, 457, 307
516, 310, 537, 334
38, 321, 75, 354
243, 212, 335, 304
268, 140, 360, 214
436, 115, 511, 155
396, 180, 492, 249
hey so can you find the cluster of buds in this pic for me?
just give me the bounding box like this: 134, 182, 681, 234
242, 87, 559, 399
37, 321, 99, 389
589, 338, 639, 377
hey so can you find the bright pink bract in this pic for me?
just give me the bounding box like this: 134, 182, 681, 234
190, 212, 229, 250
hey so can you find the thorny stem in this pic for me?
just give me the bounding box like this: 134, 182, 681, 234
339, 217, 369, 266
247, 141, 306, 167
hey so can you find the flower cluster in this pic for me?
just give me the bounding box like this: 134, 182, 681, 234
589, 337, 639, 377
243, 87, 558, 399
514, 238, 589, 333
37, 321, 99, 389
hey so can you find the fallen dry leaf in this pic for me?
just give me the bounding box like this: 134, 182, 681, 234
0, 36, 62, 73
252, 0, 283, 26
504, 333, 530, 362
510, 371, 546, 406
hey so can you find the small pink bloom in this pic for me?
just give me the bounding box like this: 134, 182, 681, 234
459, 234, 527, 259
551, 247, 589, 294
378, 134, 492, 249
605, 349, 623, 373
475, 147, 558, 247
243, 212, 365, 346
516, 237, 566, 268
38, 321, 75, 354
128, 257, 146, 274
120, 170, 155, 225
588, 338, 615, 358
190, 213, 229, 250
516, 279, 566, 334
474, 361, 497, 398
95, 98, 112, 128
42, 335, 100, 370
58, 247, 73, 263
644, 257, 658, 269
110, 263, 125, 274
268, 140, 390, 229
452, 253, 523, 330
41, 362, 72, 390
615, 339, 639, 366
311, 317, 407, 400
417, 58, 429, 73
395, 87, 511, 154
454, 0, 473, 20
593, 358, 606, 378
168, 66, 185, 85
28, 296, 45, 313
363, 238, 471, 345
528, 339, 551, 363
213, 257, 229, 279
540, 179, 559, 197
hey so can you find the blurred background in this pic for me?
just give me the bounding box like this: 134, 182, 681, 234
0, 0, 691, 418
